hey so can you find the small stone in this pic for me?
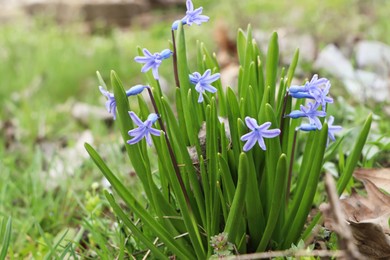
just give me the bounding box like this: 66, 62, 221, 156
314, 44, 355, 79
355, 41, 390, 77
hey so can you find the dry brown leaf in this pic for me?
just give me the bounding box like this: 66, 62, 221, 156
354, 168, 390, 193
343, 178, 390, 257
349, 221, 390, 258
322, 175, 390, 258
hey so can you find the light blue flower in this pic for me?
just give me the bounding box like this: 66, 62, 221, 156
99, 86, 117, 119
172, 0, 209, 30
134, 49, 173, 80
127, 112, 161, 146
311, 81, 333, 112
288, 74, 329, 94
240, 117, 281, 152
327, 116, 342, 144
99, 85, 149, 120
189, 69, 220, 103
289, 75, 333, 112
287, 102, 326, 129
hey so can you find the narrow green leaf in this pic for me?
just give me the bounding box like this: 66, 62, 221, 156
224, 153, 248, 244
337, 114, 372, 194
84, 143, 194, 259
257, 154, 287, 251
286, 49, 299, 87
226, 87, 241, 164
245, 152, 265, 249
282, 124, 328, 248
0, 217, 12, 259
265, 32, 279, 107
105, 192, 168, 260
237, 29, 247, 65
96, 71, 107, 89
218, 154, 235, 204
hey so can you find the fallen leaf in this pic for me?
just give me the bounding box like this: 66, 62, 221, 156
349, 221, 390, 258
322, 174, 390, 258
354, 168, 390, 193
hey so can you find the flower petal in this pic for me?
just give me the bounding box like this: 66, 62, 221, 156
127, 132, 145, 145
257, 136, 266, 150
261, 128, 281, 138
240, 131, 255, 141
128, 111, 144, 126
149, 128, 161, 136
243, 136, 257, 152
245, 117, 259, 130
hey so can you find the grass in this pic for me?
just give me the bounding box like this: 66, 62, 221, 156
0, 1, 389, 258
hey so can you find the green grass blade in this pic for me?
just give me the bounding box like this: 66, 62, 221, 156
257, 154, 287, 251
337, 114, 372, 194
0, 217, 12, 259
265, 32, 279, 107
282, 124, 328, 248
224, 153, 248, 245
105, 192, 168, 260
84, 143, 194, 259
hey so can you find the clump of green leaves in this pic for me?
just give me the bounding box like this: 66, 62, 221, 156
86, 2, 372, 258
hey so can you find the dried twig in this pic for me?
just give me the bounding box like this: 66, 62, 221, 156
223, 249, 345, 259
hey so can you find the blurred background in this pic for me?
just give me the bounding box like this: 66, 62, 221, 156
0, 0, 389, 257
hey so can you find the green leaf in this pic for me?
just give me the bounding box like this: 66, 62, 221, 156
237, 28, 247, 65
265, 32, 279, 107
158, 136, 206, 259
84, 143, 194, 259
337, 114, 372, 194
0, 217, 12, 259
96, 71, 107, 89
282, 124, 328, 248
224, 153, 248, 245
257, 154, 287, 251
105, 192, 168, 260
286, 49, 299, 87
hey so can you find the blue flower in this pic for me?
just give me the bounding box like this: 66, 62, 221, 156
289, 75, 333, 112
134, 49, 173, 80
240, 117, 281, 152
127, 112, 161, 146
99, 86, 117, 119
286, 102, 326, 129
311, 81, 333, 112
326, 116, 342, 144
172, 0, 209, 30
288, 74, 328, 94
189, 69, 220, 103
99, 85, 149, 120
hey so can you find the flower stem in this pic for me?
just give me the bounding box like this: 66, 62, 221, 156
279, 93, 289, 142
171, 30, 180, 88
147, 87, 191, 208
286, 129, 298, 206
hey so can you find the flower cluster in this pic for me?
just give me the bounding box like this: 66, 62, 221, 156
286, 75, 342, 144
99, 0, 213, 147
